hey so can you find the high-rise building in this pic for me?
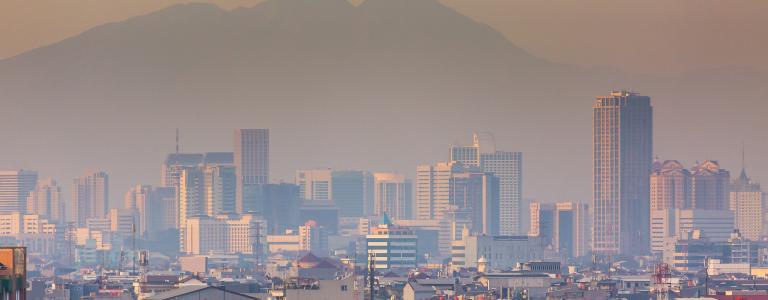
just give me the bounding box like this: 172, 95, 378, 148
26, 178, 64, 223
203, 164, 236, 216
592, 90, 653, 255
366, 215, 417, 270
296, 169, 332, 201
234, 129, 269, 213
450, 133, 522, 235
528, 202, 554, 246
729, 169, 763, 241
109, 208, 138, 237
179, 167, 204, 252
650, 209, 735, 253
259, 183, 301, 233
553, 202, 590, 258
182, 214, 266, 255
161, 153, 204, 188
450, 170, 499, 236
72, 171, 109, 227
650, 160, 692, 210
416, 162, 459, 221
150, 186, 177, 234
295, 169, 373, 218
691, 160, 730, 210
299, 220, 329, 256
124, 185, 151, 236
373, 173, 412, 220
331, 170, 373, 217
0, 170, 38, 214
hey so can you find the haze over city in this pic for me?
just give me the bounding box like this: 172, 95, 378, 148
0, 1, 767, 299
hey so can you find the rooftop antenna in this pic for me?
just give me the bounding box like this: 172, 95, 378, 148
175, 128, 180, 154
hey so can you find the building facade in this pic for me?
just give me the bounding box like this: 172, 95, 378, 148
26, 178, 64, 223
72, 171, 109, 227
366, 216, 418, 270
234, 129, 269, 214
729, 169, 764, 240
592, 90, 653, 255
373, 173, 412, 220
691, 160, 730, 210
0, 170, 38, 214
183, 214, 266, 255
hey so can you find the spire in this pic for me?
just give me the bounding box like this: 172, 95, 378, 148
739, 142, 748, 181
175, 128, 180, 154
380, 213, 392, 225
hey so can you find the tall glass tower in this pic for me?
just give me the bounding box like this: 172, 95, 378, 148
593, 90, 652, 255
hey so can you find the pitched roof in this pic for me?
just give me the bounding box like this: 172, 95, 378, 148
145, 285, 259, 300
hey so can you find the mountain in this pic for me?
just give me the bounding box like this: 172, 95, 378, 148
0, 0, 765, 207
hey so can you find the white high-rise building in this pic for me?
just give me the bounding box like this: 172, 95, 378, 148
183, 214, 266, 255
730, 169, 764, 241
0, 170, 38, 214
71, 171, 109, 227
27, 178, 65, 223
366, 215, 417, 270
373, 173, 412, 220
296, 169, 333, 201
124, 185, 150, 236
234, 129, 269, 213
450, 134, 522, 235
416, 162, 458, 221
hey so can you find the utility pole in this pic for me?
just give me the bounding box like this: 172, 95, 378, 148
369, 252, 375, 300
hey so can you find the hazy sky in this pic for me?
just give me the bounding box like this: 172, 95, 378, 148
2, 0, 767, 74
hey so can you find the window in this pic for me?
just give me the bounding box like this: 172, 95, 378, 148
341, 285, 348, 291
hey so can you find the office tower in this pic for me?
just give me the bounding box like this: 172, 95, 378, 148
730, 168, 763, 240
259, 183, 301, 233
528, 202, 554, 246
450, 133, 522, 235
366, 215, 418, 270
416, 162, 459, 221
553, 202, 590, 258
71, 171, 109, 227
650, 160, 692, 210
124, 185, 151, 236
295, 169, 373, 217
182, 214, 266, 255
0, 170, 38, 214
150, 186, 177, 233
109, 208, 137, 236
26, 178, 64, 223
234, 129, 269, 213
592, 90, 653, 255
296, 169, 332, 201
203, 165, 236, 215
331, 170, 373, 217
373, 173, 413, 220
178, 168, 204, 252
651, 209, 735, 254
160, 153, 204, 188
450, 170, 500, 236
691, 160, 730, 210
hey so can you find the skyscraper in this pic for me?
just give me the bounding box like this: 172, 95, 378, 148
295, 169, 332, 201
691, 160, 730, 210
178, 167, 204, 252
331, 170, 373, 217
203, 164, 237, 215
124, 185, 151, 236
0, 170, 38, 214
553, 202, 590, 258
234, 129, 269, 213
71, 171, 109, 227
416, 162, 459, 221
592, 90, 652, 255
26, 178, 64, 223
160, 153, 204, 188
528, 202, 553, 246
449, 170, 499, 236
730, 168, 764, 241
450, 133, 522, 235
650, 160, 692, 211
373, 173, 412, 220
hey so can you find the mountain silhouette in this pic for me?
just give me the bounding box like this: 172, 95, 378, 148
0, 0, 765, 208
